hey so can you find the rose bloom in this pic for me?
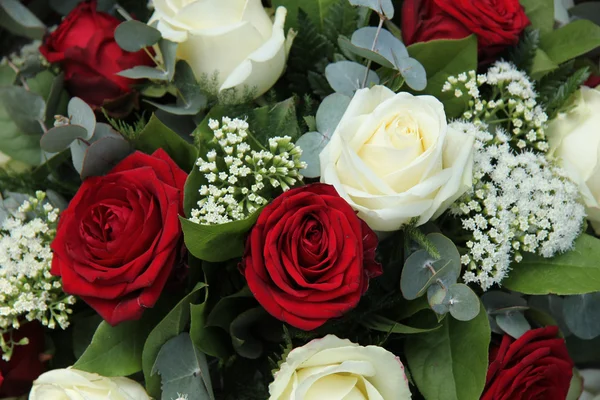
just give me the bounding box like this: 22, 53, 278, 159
30, 368, 150, 400
401, 0, 529, 57
547, 86, 600, 233
51, 150, 187, 325
0, 322, 45, 397
241, 183, 382, 330
482, 326, 573, 400
269, 334, 411, 400
39, 0, 154, 108
319, 86, 474, 232
149, 0, 293, 98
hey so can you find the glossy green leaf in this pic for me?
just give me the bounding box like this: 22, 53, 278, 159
362, 314, 441, 334
115, 20, 161, 52
519, 0, 554, 35
503, 234, 600, 295
190, 302, 232, 359
135, 114, 198, 172
540, 19, 600, 65
405, 301, 490, 400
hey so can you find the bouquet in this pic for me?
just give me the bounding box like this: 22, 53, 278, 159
0, 0, 599, 399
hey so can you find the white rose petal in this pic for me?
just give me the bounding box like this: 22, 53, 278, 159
150, 0, 293, 98
547, 86, 600, 232
269, 335, 411, 400
320, 85, 475, 231
29, 368, 151, 400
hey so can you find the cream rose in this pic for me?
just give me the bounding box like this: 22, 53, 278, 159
29, 368, 151, 400
150, 0, 293, 98
319, 85, 475, 231
269, 335, 411, 400
547, 86, 600, 232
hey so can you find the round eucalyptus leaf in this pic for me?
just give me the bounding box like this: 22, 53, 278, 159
495, 311, 531, 339
325, 61, 380, 97
80, 137, 132, 179
70, 139, 88, 174
351, 27, 408, 68
398, 57, 427, 91
448, 284, 480, 321
315, 93, 351, 136
40, 125, 88, 153
482, 290, 527, 313
427, 233, 461, 278
400, 249, 437, 300
563, 293, 600, 340
114, 20, 162, 52
0, 86, 45, 134
427, 284, 449, 315
296, 131, 329, 178
348, 0, 394, 19
68, 97, 95, 139
91, 123, 122, 142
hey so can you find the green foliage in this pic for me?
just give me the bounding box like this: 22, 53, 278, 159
0, 0, 45, 39
503, 234, 600, 295
538, 63, 591, 119
405, 303, 490, 400
323, 0, 358, 44
143, 283, 206, 399
407, 35, 478, 118
114, 20, 161, 52
519, 0, 554, 35
134, 114, 199, 172
562, 293, 600, 340
509, 29, 540, 74
104, 112, 147, 141
539, 19, 600, 66
361, 314, 441, 334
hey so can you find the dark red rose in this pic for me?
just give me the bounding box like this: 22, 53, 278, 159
402, 0, 530, 58
241, 183, 382, 330
585, 74, 600, 88
482, 326, 574, 400
51, 149, 187, 325
0, 322, 45, 397
39, 0, 153, 108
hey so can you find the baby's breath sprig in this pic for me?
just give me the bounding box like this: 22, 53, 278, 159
190, 117, 307, 225
450, 122, 585, 290
0, 191, 76, 361
443, 61, 549, 152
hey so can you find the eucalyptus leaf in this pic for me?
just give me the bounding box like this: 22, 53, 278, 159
0, 86, 45, 135
400, 249, 438, 300
80, 137, 132, 179
495, 311, 531, 339
0, 0, 46, 39
563, 293, 600, 340
348, 0, 394, 18
446, 284, 480, 321
427, 284, 450, 315
40, 125, 89, 153
115, 20, 162, 52
315, 93, 351, 136
296, 131, 328, 178
118, 66, 171, 80
68, 97, 95, 139
325, 61, 380, 97
397, 57, 427, 91
351, 27, 408, 68
152, 333, 214, 400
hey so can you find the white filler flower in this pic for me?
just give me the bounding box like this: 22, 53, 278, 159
269, 335, 411, 400
320, 85, 475, 231
149, 0, 294, 98
29, 368, 151, 400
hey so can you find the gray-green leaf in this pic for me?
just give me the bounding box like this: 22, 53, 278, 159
325, 61, 379, 96
115, 20, 162, 52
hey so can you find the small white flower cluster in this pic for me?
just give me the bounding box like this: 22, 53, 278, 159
450, 122, 585, 290
190, 117, 306, 225
0, 192, 76, 361
443, 61, 549, 152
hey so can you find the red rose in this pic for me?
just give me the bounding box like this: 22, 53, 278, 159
0, 322, 45, 397
39, 0, 153, 108
51, 149, 187, 325
482, 326, 574, 400
402, 0, 530, 58
241, 183, 382, 330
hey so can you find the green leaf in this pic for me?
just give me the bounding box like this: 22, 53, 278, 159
74, 318, 156, 376
68, 97, 96, 139
503, 234, 600, 295
316, 93, 351, 136
0, 86, 45, 135
563, 293, 600, 340
509, 28, 540, 74
0, 64, 16, 86
296, 131, 328, 178
325, 61, 380, 97
0, 0, 46, 39
348, 0, 394, 18
447, 284, 480, 322
152, 333, 214, 400
115, 20, 162, 52
408, 35, 478, 118
180, 210, 261, 262
0, 105, 43, 165
530, 48, 559, 79
539, 19, 600, 65
540, 66, 590, 119
135, 114, 198, 172
495, 311, 531, 339
519, 0, 554, 35
362, 314, 441, 334
79, 137, 132, 179
570, 2, 600, 26
118, 39, 177, 81
72, 314, 103, 360
300, 0, 338, 31
190, 302, 232, 359
142, 283, 206, 399
40, 125, 89, 153
405, 301, 490, 400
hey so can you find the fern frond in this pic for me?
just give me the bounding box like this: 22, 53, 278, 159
538, 64, 591, 119
509, 29, 540, 74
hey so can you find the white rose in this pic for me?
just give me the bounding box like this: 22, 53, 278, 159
547, 86, 600, 232
269, 335, 411, 400
580, 369, 600, 400
320, 85, 475, 231
29, 368, 151, 400
150, 0, 293, 98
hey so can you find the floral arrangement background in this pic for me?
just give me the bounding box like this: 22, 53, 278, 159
0, 0, 599, 399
